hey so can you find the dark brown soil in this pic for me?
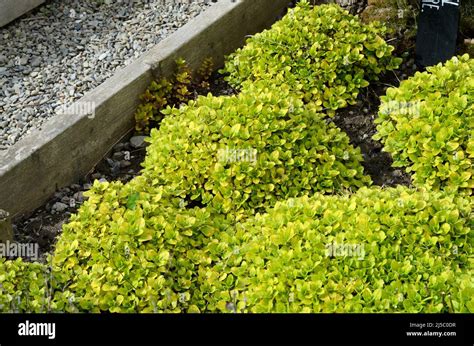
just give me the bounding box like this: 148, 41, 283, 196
12, 141, 148, 262
331, 67, 416, 187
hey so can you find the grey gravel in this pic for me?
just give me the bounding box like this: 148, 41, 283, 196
0, 0, 211, 149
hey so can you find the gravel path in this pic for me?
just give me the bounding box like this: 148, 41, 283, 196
0, 0, 211, 150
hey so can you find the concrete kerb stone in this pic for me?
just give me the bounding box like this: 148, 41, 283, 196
0, 0, 45, 28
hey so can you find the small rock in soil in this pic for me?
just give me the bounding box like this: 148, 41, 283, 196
91, 173, 102, 180
70, 183, 82, 191
73, 191, 85, 203
120, 160, 131, 168
52, 202, 68, 213
113, 142, 125, 151
393, 169, 403, 178
112, 151, 124, 160
130, 135, 147, 149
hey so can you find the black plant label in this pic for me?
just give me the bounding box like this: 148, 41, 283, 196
415, 0, 461, 68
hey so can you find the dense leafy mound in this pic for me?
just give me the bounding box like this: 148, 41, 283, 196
49, 180, 232, 312
0, 258, 49, 313
8, 186, 471, 313
222, 1, 401, 113
200, 187, 474, 313
141, 83, 371, 215
0, 181, 233, 313
374, 54, 474, 195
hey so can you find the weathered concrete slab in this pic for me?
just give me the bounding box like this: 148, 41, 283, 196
0, 0, 291, 217
0, 0, 45, 27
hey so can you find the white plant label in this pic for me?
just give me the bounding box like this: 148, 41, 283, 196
421, 0, 460, 12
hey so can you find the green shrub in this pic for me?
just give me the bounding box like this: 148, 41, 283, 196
50, 179, 232, 313
49, 83, 372, 313
134, 58, 214, 133
6, 185, 472, 313
221, 1, 401, 114
373, 54, 474, 195
200, 187, 473, 313
134, 78, 173, 133
196, 57, 214, 89
141, 83, 372, 215
0, 258, 50, 313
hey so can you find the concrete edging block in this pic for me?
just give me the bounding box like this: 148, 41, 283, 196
0, 0, 45, 27
0, 0, 291, 217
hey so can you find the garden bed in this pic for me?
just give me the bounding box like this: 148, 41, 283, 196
13, 47, 419, 261
13, 71, 238, 261
8, 9, 455, 262
331, 57, 416, 187
1, 1, 472, 314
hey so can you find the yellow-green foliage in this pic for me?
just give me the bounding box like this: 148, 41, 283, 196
173, 58, 192, 103
134, 58, 214, 133
201, 187, 473, 313
1, 186, 472, 313
374, 55, 474, 195
49, 180, 232, 312
141, 82, 371, 215
0, 258, 49, 313
134, 78, 173, 133
222, 1, 401, 114
2, 3, 471, 315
